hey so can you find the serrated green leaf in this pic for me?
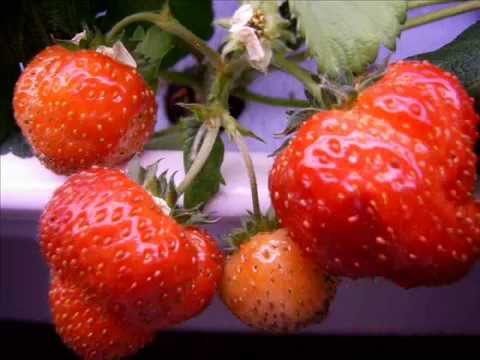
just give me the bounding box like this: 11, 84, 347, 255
289, 0, 407, 77
135, 26, 174, 62
182, 117, 224, 209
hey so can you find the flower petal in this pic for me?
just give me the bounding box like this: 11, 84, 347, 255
237, 27, 264, 61
231, 4, 254, 32
250, 44, 272, 73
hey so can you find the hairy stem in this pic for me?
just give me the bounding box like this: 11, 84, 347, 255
272, 54, 324, 107
176, 124, 220, 195
232, 132, 261, 219
403, 1, 480, 30
234, 89, 310, 108
106, 8, 223, 70
190, 124, 208, 160
407, 0, 455, 10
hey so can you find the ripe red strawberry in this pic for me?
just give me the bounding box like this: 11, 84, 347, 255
166, 227, 224, 324
13, 45, 156, 174
40, 167, 223, 330
49, 276, 153, 360
221, 229, 336, 333
269, 61, 480, 288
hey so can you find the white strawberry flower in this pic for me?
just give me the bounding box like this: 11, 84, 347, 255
221, 3, 272, 72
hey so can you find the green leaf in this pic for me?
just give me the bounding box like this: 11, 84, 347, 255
410, 21, 480, 105
145, 125, 183, 150
133, 25, 174, 88
182, 117, 225, 209
289, 0, 407, 77
130, 26, 146, 41
102, 0, 214, 68
135, 26, 174, 62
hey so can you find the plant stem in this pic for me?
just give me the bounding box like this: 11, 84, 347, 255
157, 70, 201, 92
271, 54, 324, 107
190, 124, 207, 160
403, 1, 480, 30
407, 0, 454, 10
106, 8, 223, 70
176, 123, 220, 195
232, 132, 261, 219
156, 69, 310, 108
233, 89, 310, 108
288, 50, 310, 62
208, 71, 234, 107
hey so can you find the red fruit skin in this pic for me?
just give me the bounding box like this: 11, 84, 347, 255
356, 61, 478, 203
220, 229, 335, 333
13, 45, 156, 174
166, 227, 224, 325
269, 61, 480, 288
49, 276, 153, 360
40, 167, 200, 329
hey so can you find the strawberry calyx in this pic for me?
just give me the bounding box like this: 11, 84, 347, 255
226, 208, 279, 250
272, 63, 391, 156
53, 27, 137, 68
126, 156, 215, 226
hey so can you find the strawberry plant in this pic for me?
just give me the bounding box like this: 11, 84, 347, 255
2, 0, 480, 357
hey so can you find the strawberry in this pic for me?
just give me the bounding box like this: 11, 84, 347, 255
269, 61, 480, 288
13, 45, 156, 174
40, 167, 223, 331
49, 276, 153, 360
221, 229, 336, 333
166, 227, 224, 324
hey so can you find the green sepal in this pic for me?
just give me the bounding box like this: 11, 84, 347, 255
125, 154, 216, 226
226, 209, 279, 249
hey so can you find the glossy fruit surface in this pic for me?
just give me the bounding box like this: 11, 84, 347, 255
270, 61, 480, 287
13, 45, 156, 174
221, 229, 336, 332
41, 167, 223, 335
50, 276, 153, 360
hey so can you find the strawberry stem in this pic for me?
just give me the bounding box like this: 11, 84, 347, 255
233, 89, 310, 108
232, 131, 262, 220
106, 6, 223, 70
156, 69, 310, 108
176, 122, 220, 195
403, 1, 480, 30
271, 54, 325, 107
407, 0, 456, 10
